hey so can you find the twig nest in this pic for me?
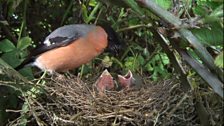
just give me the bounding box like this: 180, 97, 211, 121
27, 74, 200, 125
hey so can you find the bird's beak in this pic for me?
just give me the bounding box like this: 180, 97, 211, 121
118, 70, 135, 88
106, 43, 123, 56
95, 69, 115, 93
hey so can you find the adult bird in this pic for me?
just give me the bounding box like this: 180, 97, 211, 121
16, 24, 122, 74
16, 24, 123, 93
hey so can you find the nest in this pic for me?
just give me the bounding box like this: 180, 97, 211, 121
17, 74, 201, 126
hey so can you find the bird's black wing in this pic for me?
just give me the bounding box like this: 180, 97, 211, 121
15, 35, 81, 70
31, 35, 81, 57
31, 24, 95, 57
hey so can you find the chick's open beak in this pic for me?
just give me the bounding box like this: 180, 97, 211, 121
95, 69, 114, 93
118, 70, 135, 88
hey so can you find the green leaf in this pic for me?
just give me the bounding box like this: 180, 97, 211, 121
19, 67, 34, 80
0, 39, 16, 52
89, 0, 97, 6
151, 69, 159, 81
78, 65, 92, 76
118, 8, 126, 19
102, 56, 113, 67
146, 53, 170, 80
203, 5, 223, 23
17, 37, 32, 50
210, 4, 223, 17
137, 55, 145, 65
19, 101, 29, 126
145, 63, 153, 71
191, 23, 223, 46
193, 5, 208, 16
214, 51, 223, 68
160, 53, 169, 64
19, 49, 29, 59
128, 18, 140, 26
1, 50, 21, 68
154, 0, 172, 10
143, 48, 150, 57
124, 57, 136, 71
81, 4, 89, 23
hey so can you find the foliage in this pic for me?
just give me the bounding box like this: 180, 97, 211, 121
215, 51, 224, 68
0, 0, 223, 125
192, 3, 223, 46
0, 38, 34, 79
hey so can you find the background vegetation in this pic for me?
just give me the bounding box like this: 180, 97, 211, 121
0, 0, 223, 125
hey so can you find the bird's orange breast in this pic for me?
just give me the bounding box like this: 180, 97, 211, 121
35, 26, 108, 72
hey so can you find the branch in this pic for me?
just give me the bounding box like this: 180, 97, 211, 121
150, 28, 191, 91
0, 58, 30, 83
137, 0, 223, 82
179, 50, 223, 98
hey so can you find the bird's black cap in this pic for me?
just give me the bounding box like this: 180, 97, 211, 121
99, 24, 123, 56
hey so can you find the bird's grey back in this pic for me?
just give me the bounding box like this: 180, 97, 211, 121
45, 24, 96, 40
